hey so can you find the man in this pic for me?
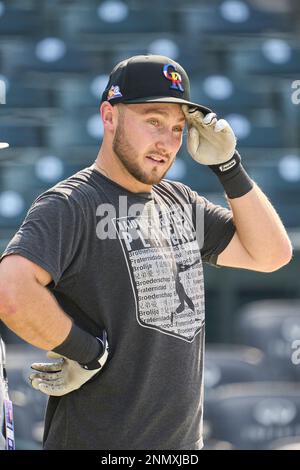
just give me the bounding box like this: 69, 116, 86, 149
0, 55, 292, 450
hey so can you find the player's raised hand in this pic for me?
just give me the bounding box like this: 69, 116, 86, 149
182, 105, 236, 165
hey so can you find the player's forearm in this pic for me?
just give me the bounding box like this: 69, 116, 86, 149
0, 277, 72, 350
227, 182, 293, 270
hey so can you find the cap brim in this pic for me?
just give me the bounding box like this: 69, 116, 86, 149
0, 143, 9, 150
122, 96, 212, 115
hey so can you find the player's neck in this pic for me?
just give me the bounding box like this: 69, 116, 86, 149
92, 148, 152, 194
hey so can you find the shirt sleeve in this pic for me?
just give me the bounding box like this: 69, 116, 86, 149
0, 191, 86, 287
176, 182, 236, 267
199, 196, 236, 267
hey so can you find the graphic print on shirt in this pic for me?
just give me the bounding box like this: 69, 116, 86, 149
113, 201, 205, 342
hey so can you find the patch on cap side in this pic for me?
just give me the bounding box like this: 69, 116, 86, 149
107, 85, 123, 100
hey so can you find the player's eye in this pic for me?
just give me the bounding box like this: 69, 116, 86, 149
173, 126, 184, 133
148, 119, 159, 126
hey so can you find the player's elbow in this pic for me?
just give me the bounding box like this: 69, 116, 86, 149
0, 262, 26, 320
0, 284, 18, 320
261, 242, 293, 272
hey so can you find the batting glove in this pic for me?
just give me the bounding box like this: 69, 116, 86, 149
29, 331, 109, 397
182, 105, 237, 165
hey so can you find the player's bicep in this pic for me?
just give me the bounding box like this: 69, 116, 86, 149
0, 254, 52, 287
216, 232, 264, 271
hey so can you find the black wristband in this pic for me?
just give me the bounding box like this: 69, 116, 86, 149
208, 150, 254, 199
80, 331, 108, 370
53, 322, 103, 364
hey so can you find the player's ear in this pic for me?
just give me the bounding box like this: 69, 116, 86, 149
100, 101, 115, 133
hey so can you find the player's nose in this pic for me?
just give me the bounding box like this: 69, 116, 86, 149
155, 131, 179, 155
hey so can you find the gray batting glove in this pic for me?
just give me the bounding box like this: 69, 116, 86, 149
182, 105, 237, 165
29, 334, 109, 397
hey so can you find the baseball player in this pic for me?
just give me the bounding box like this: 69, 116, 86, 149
0, 55, 292, 450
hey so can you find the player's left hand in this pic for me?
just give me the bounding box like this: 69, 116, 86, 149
182, 105, 237, 165
29, 332, 109, 396
29, 350, 107, 396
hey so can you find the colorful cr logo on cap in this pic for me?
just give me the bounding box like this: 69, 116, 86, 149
163, 64, 184, 92
107, 85, 123, 100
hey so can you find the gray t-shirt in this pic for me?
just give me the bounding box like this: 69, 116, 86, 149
0, 167, 235, 450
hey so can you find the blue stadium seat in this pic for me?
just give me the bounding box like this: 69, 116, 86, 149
46, 111, 103, 148
235, 300, 300, 381
203, 344, 265, 446
60, 5, 174, 37
248, 161, 300, 193
178, 2, 292, 35
236, 123, 286, 148
106, 37, 212, 76
190, 74, 272, 113
0, 7, 42, 37
0, 213, 26, 230
0, 162, 85, 201
225, 109, 288, 148
54, 77, 100, 109
227, 41, 300, 77
271, 201, 300, 228
204, 344, 265, 392
4, 82, 53, 109
0, 182, 31, 229
0, 124, 43, 147
1, 41, 104, 76
206, 382, 300, 449
247, 162, 300, 228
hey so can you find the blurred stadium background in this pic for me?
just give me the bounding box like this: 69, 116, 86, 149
0, 0, 300, 450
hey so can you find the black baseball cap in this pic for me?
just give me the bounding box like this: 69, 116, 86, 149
101, 54, 211, 115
